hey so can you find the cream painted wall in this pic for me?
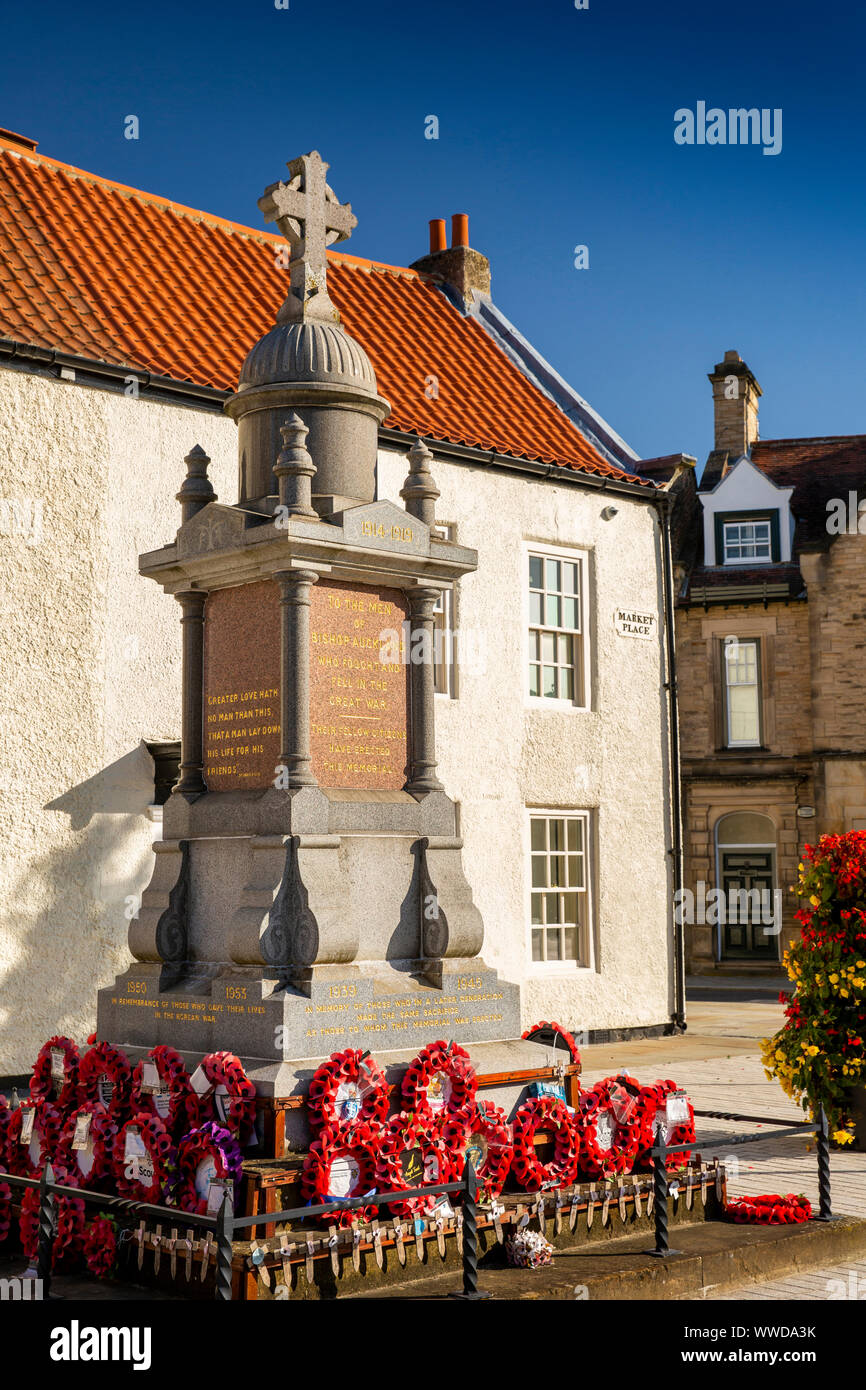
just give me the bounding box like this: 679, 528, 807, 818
377, 450, 673, 1037
0, 364, 672, 1072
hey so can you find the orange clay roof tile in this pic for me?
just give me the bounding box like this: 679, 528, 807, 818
0, 139, 650, 486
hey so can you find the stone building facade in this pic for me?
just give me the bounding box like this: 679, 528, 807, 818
670, 350, 866, 972
0, 131, 680, 1071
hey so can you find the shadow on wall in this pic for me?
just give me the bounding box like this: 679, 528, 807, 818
0, 742, 159, 1075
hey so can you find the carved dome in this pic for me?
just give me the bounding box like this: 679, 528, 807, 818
238, 318, 378, 394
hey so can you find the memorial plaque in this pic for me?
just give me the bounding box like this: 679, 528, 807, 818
309, 578, 409, 790
203, 580, 281, 791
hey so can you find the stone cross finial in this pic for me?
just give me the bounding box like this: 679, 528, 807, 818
274, 413, 317, 518
259, 151, 356, 325
400, 437, 440, 528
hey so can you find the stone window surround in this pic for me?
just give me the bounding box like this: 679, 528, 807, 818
524, 805, 596, 974
722, 635, 763, 748
523, 539, 591, 712
700, 614, 777, 752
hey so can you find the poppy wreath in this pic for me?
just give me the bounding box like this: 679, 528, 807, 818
131, 1045, 195, 1138
0, 1181, 11, 1245
375, 1112, 456, 1217
54, 1102, 119, 1189
29, 1035, 80, 1113
307, 1049, 390, 1135
78, 1041, 133, 1120
173, 1123, 243, 1217
196, 1052, 257, 1145
442, 1100, 514, 1201
401, 1041, 477, 1127
19, 1187, 86, 1271
7, 1099, 63, 1177
725, 1193, 812, 1225
576, 1078, 642, 1179
511, 1096, 580, 1191
300, 1121, 380, 1227
0, 1094, 9, 1170
83, 1214, 119, 1278
521, 1021, 582, 1068
636, 1079, 696, 1171
114, 1113, 176, 1205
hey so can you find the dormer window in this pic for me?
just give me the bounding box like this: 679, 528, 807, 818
714, 510, 780, 566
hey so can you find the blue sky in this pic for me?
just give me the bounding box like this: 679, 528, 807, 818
3, 0, 865, 466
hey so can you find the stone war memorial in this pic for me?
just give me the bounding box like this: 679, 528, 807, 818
4, 151, 724, 1306
96, 153, 559, 1149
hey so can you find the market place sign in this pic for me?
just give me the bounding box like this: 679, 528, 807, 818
614, 608, 658, 640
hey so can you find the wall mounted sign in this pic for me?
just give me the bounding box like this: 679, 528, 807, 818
614, 608, 658, 640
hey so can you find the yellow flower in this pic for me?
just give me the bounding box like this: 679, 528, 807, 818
834, 1131, 854, 1146
810, 895, 820, 907
829, 973, 839, 984
857, 960, 866, 969
806, 1045, 820, 1057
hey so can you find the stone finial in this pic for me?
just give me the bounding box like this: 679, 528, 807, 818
176, 445, 216, 525
259, 151, 356, 326
274, 413, 317, 518
400, 438, 440, 528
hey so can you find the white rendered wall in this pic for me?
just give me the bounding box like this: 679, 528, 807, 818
0, 365, 672, 1072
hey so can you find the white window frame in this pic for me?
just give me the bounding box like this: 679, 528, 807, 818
524, 541, 590, 710
432, 522, 457, 699
722, 518, 772, 565
525, 808, 595, 972
723, 636, 762, 748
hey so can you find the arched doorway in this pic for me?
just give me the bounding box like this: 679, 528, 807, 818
714, 812, 778, 960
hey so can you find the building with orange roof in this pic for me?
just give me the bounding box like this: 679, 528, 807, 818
0, 129, 682, 1071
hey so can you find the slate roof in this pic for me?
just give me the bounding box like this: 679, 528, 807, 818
0, 133, 652, 489
752, 436, 866, 552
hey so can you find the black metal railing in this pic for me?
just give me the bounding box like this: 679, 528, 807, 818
646, 1104, 834, 1257
0, 1104, 842, 1296
1, 1157, 489, 1302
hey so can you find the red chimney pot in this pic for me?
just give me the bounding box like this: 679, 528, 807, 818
428, 218, 446, 254
451, 213, 469, 248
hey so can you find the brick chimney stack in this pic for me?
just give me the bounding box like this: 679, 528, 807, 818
708, 350, 762, 457
410, 214, 491, 309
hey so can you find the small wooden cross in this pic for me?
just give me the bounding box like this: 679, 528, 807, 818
259, 150, 356, 323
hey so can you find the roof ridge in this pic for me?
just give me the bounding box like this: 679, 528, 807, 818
0, 137, 419, 279
755, 434, 866, 449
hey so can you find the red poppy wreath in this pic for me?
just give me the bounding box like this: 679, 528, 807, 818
114, 1113, 176, 1204
19, 1187, 86, 1271
307, 1049, 390, 1135
636, 1079, 696, 1171
54, 1102, 119, 1189
301, 1122, 380, 1226
443, 1099, 514, 1201
29, 1035, 80, 1113
401, 1041, 477, 1126
195, 1052, 257, 1145
131, 1045, 195, 1137
511, 1095, 580, 1191
725, 1193, 811, 1225
79, 1041, 133, 1120
174, 1122, 243, 1217
0, 1180, 11, 1246
576, 1078, 642, 1179
7, 1099, 63, 1177
83, 1215, 119, 1278
375, 1112, 456, 1217
521, 1020, 582, 1068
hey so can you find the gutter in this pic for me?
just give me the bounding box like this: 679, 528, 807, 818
0, 336, 659, 502
654, 490, 686, 1032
